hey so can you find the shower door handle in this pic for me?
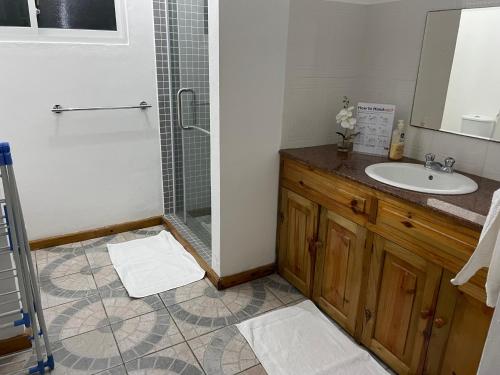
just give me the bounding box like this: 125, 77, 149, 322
176, 88, 210, 135
177, 88, 194, 131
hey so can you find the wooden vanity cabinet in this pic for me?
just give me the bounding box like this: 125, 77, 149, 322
312, 207, 367, 335
423, 270, 493, 375
277, 157, 492, 375
278, 188, 319, 296
361, 235, 442, 375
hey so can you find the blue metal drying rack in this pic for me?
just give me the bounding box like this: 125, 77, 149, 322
0, 142, 54, 374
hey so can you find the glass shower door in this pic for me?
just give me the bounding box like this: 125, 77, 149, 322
170, 0, 211, 252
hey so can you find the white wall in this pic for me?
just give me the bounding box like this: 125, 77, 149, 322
441, 8, 500, 134
0, 1, 163, 240
211, 0, 290, 276
209, 0, 221, 274
281, 0, 367, 148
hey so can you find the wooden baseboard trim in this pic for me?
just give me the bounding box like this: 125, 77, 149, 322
218, 263, 276, 290
29, 215, 274, 290
29, 216, 163, 250
0, 332, 31, 356
161, 217, 275, 290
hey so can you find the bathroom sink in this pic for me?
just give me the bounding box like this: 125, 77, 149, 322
365, 163, 478, 195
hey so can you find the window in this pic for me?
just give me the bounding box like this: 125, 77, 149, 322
0, 0, 30, 27
0, 0, 127, 44
37, 0, 117, 31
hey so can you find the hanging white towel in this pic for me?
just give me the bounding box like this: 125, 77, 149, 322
451, 188, 500, 307
107, 230, 205, 298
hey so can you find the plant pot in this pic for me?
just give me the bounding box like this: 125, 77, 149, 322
337, 139, 353, 153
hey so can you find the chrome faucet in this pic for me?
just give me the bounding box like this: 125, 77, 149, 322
424, 153, 455, 173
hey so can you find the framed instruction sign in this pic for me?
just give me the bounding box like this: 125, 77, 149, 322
353, 102, 396, 156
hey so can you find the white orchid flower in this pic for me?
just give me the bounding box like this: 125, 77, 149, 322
336, 106, 357, 129
336, 109, 349, 123
341, 118, 356, 129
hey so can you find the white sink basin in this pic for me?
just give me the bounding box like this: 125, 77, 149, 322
365, 163, 478, 195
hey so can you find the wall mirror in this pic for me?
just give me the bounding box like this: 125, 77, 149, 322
411, 7, 500, 142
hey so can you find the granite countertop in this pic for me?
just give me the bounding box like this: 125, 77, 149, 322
280, 144, 500, 231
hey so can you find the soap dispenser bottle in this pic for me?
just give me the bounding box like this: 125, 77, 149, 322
389, 120, 406, 161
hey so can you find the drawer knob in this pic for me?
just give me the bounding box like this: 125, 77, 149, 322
350, 199, 361, 214
434, 317, 447, 328
401, 220, 414, 228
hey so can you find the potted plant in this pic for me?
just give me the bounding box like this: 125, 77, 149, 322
336, 96, 359, 152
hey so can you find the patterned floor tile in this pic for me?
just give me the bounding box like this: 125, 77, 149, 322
261, 274, 304, 305
82, 234, 128, 270
93, 265, 124, 295
40, 272, 98, 309
45, 294, 109, 341
159, 279, 212, 307
238, 364, 268, 375
36, 243, 90, 280
112, 309, 184, 362
188, 325, 259, 375
101, 287, 164, 324
219, 280, 283, 321
95, 365, 128, 375
125, 342, 203, 374
50, 327, 123, 374
285, 297, 308, 307
168, 295, 237, 340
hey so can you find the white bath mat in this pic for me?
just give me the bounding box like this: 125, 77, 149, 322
236, 300, 390, 375
107, 230, 205, 298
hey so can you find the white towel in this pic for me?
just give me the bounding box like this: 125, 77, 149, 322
451, 188, 500, 307
236, 300, 389, 375
107, 230, 205, 298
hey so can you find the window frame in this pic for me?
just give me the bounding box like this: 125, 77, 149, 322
0, 0, 129, 45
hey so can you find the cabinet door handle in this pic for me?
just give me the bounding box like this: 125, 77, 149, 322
434, 317, 447, 328
364, 308, 372, 322
308, 238, 316, 256
420, 309, 433, 319
401, 220, 414, 228
308, 239, 322, 257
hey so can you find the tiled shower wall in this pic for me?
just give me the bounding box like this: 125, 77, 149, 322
152, 0, 211, 215
153, 0, 175, 213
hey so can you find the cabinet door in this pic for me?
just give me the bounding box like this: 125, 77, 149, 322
312, 208, 366, 334
361, 235, 442, 375
278, 188, 319, 297
423, 270, 493, 375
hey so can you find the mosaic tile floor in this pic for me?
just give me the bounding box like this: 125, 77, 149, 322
0, 226, 303, 375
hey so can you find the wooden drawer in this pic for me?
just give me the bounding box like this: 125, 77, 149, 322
376, 200, 479, 266
281, 159, 373, 224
